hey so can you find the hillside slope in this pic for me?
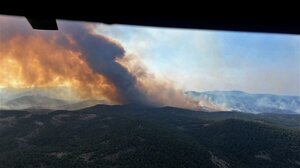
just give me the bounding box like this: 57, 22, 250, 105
0, 105, 299, 168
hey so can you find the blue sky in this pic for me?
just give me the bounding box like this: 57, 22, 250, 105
95, 24, 300, 96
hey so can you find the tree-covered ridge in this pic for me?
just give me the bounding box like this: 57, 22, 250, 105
0, 105, 299, 168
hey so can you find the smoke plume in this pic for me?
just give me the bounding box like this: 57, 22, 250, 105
58, 22, 150, 104
0, 15, 197, 109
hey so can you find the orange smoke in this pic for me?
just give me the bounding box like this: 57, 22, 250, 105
0, 15, 199, 110
0, 34, 121, 103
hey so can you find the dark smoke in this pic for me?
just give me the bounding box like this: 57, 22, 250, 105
59, 21, 150, 104
1, 16, 197, 109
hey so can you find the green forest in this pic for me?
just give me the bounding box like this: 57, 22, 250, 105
0, 105, 300, 168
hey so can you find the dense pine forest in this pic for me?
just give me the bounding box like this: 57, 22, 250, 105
0, 105, 299, 168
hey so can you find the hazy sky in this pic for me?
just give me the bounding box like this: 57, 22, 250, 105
95, 23, 300, 96
1, 15, 299, 98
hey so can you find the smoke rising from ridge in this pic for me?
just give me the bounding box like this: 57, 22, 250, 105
0, 15, 197, 109
58, 22, 150, 104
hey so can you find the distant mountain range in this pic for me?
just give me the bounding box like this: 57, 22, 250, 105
0, 87, 77, 102
185, 90, 300, 114
1, 88, 300, 114
0, 94, 107, 111
4, 95, 67, 110
0, 87, 112, 111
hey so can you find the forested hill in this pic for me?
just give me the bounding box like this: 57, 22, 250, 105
0, 104, 300, 168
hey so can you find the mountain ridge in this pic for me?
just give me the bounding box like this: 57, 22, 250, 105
0, 104, 299, 168
185, 90, 300, 114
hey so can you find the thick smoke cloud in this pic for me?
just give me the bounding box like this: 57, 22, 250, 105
1, 15, 198, 109
1, 16, 150, 105
118, 55, 199, 109
58, 22, 150, 105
